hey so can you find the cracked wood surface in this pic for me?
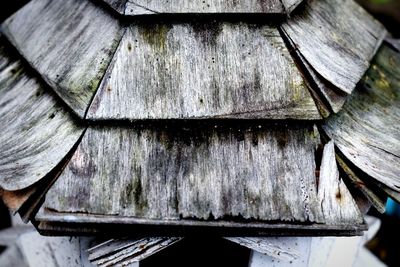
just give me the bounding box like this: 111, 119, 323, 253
0, 38, 85, 191
87, 23, 320, 120
323, 44, 400, 192
281, 0, 386, 95
88, 237, 182, 266
102, 0, 301, 15
40, 124, 322, 223
38, 123, 362, 230
1, 0, 124, 118
317, 141, 363, 225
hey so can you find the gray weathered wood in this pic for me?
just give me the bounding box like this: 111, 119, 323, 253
0, 39, 85, 191
317, 141, 363, 225
225, 237, 300, 262
1, 0, 124, 118
89, 237, 182, 267
281, 0, 386, 94
336, 155, 386, 213
323, 44, 400, 192
37, 124, 363, 232
296, 51, 348, 113
87, 24, 320, 120
284, 33, 348, 115
40, 125, 322, 222
102, 0, 290, 15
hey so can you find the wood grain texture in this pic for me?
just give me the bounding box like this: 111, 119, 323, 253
225, 237, 300, 261
41, 124, 322, 223
38, 123, 362, 230
283, 34, 348, 115
0, 40, 85, 191
88, 237, 182, 266
323, 44, 400, 192
1, 0, 124, 118
87, 23, 320, 120
317, 141, 363, 225
102, 0, 288, 15
336, 155, 386, 213
281, 0, 386, 94
296, 52, 348, 113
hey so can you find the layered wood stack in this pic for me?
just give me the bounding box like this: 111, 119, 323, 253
0, 0, 399, 264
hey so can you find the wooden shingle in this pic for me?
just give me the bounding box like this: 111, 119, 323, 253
0, 39, 85, 191
87, 23, 320, 120
281, 0, 386, 95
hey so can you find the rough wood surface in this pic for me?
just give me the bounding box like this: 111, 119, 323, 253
336, 155, 386, 213
317, 141, 363, 225
37, 123, 363, 231
1, 0, 124, 118
283, 33, 348, 115
225, 237, 300, 262
323, 44, 400, 192
281, 0, 386, 94
41, 124, 322, 222
87, 23, 320, 120
88, 237, 182, 266
102, 0, 289, 15
0, 39, 85, 191
295, 51, 348, 113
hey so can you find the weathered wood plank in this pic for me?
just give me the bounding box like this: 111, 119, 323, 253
0, 39, 85, 191
1, 0, 124, 118
281, 0, 386, 94
89, 237, 182, 267
336, 155, 387, 213
37, 124, 363, 232
40, 124, 322, 222
249, 238, 312, 267
35, 218, 367, 236
225, 237, 300, 262
87, 24, 320, 120
283, 33, 348, 114
316, 141, 363, 225
102, 0, 288, 15
322, 44, 400, 192
296, 51, 348, 113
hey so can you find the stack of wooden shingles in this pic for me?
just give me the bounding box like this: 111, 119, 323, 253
0, 0, 399, 265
